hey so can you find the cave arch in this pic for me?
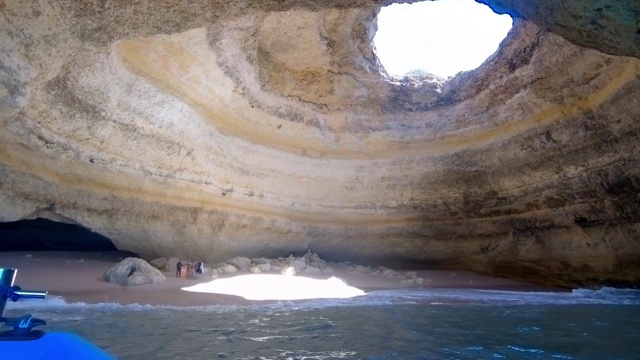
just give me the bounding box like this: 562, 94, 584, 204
1, 0, 640, 288
0, 218, 117, 252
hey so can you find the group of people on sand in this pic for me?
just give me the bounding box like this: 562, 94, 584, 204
175, 260, 204, 278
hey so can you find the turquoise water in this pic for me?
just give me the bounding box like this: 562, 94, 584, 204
5, 288, 640, 359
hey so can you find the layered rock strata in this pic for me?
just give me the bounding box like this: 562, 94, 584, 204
1, 0, 640, 288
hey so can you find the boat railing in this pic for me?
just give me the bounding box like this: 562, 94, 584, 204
0, 268, 48, 335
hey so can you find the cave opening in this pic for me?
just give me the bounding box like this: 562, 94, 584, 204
0, 218, 118, 252
374, 0, 513, 79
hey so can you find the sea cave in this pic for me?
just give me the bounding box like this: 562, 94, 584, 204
1, 0, 639, 289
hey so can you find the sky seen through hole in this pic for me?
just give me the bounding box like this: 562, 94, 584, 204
374, 0, 513, 78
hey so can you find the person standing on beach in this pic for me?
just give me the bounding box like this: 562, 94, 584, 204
176, 260, 183, 277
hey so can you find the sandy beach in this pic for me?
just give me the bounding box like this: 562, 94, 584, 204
0, 251, 562, 307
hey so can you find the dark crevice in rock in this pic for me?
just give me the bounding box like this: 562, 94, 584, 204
0, 218, 118, 252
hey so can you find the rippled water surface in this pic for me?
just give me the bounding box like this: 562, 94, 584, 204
5, 288, 640, 359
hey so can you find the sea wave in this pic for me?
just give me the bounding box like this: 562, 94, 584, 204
4, 296, 243, 312
4, 287, 639, 314
361, 287, 640, 306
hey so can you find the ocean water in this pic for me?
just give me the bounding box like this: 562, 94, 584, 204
4, 288, 640, 359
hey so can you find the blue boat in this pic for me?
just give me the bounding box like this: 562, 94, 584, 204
0, 268, 116, 359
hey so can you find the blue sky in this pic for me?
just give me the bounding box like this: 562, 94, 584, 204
374, 0, 513, 78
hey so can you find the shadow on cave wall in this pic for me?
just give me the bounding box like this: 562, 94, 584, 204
0, 218, 118, 252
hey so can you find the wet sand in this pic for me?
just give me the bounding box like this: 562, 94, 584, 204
0, 251, 562, 306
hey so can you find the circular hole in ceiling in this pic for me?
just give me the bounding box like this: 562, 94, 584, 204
374, 0, 513, 79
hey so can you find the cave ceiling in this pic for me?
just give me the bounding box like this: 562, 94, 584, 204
1, 0, 639, 288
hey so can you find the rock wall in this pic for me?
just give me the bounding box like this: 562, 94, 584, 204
1, 0, 639, 287
479, 0, 640, 57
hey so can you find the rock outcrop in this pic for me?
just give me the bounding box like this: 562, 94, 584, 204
1, 0, 639, 288
103, 257, 166, 286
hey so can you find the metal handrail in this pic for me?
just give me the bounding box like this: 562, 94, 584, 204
0, 268, 47, 318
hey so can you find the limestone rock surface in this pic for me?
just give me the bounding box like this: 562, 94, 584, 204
103, 257, 167, 286
479, 0, 640, 57
2, 0, 640, 288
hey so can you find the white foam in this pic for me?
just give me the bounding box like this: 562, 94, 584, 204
3, 295, 243, 313
4, 287, 638, 314
362, 287, 640, 306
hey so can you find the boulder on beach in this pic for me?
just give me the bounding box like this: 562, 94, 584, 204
166, 257, 180, 271
227, 257, 251, 270
149, 257, 168, 270
104, 257, 167, 286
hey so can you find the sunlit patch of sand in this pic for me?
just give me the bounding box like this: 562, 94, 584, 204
182, 274, 365, 300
